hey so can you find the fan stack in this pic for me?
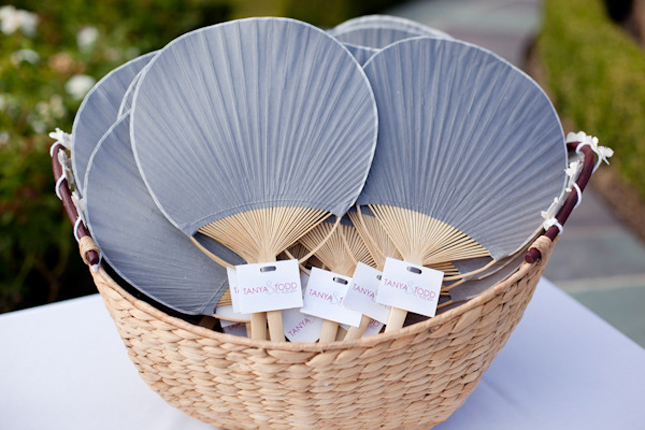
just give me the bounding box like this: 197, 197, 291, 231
56, 15, 572, 343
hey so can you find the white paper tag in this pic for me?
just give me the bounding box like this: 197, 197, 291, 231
364, 319, 384, 337
300, 267, 362, 327
226, 267, 242, 314
215, 305, 251, 327
233, 259, 303, 314
344, 262, 391, 324
222, 322, 247, 337
376, 257, 443, 318
282, 308, 324, 342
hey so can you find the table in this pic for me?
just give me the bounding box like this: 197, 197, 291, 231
1, 278, 644, 429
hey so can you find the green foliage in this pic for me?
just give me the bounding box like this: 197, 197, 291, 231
538, 0, 645, 198
0, 1, 234, 312
0, 0, 403, 312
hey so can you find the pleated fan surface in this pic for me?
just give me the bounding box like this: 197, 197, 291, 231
358, 37, 567, 260
84, 114, 244, 315
131, 17, 378, 236
343, 43, 379, 66
331, 14, 452, 40
71, 52, 155, 193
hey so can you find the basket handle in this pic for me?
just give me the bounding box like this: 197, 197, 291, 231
50, 141, 100, 268
524, 141, 595, 263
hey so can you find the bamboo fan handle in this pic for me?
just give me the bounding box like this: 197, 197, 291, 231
384, 308, 407, 333
267, 311, 285, 342
319, 320, 339, 343
251, 313, 267, 341
344, 314, 372, 340
525, 142, 595, 263
50, 142, 100, 268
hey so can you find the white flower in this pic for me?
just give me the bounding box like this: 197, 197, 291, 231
49, 95, 65, 119
76, 26, 98, 51
65, 74, 96, 100
0, 6, 38, 37
0, 130, 9, 147
17, 9, 38, 36
29, 117, 47, 134
11, 48, 40, 65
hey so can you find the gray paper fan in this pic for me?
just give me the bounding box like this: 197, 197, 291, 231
333, 25, 427, 49
331, 14, 451, 40
84, 114, 244, 315
117, 69, 143, 118
358, 37, 567, 260
71, 51, 155, 194
131, 17, 378, 237
343, 43, 379, 66
448, 251, 528, 303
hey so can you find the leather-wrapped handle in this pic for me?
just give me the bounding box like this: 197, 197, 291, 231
51, 142, 100, 267
525, 141, 595, 263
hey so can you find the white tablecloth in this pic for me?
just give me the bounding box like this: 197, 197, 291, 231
1, 278, 644, 429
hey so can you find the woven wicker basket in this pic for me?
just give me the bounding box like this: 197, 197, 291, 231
52, 138, 595, 429
82, 235, 553, 429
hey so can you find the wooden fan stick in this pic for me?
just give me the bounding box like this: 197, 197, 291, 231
299, 220, 365, 343
339, 223, 380, 341
443, 259, 498, 282
366, 204, 489, 333
349, 206, 402, 269
199, 206, 332, 341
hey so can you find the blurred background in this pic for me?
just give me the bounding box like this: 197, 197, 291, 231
1, 0, 643, 345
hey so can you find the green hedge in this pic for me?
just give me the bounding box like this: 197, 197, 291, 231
0, 1, 402, 312
538, 0, 645, 199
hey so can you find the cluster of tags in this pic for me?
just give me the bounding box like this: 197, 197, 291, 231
50, 15, 599, 342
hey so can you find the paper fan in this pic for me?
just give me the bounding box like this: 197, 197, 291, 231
333, 25, 428, 49
299, 216, 374, 341
117, 64, 147, 118
299, 216, 374, 278
359, 37, 566, 331
447, 250, 529, 305
331, 14, 452, 40
71, 52, 155, 194
348, 205, 402, 270
84, 114, 244, 316
359, 37, 567, 265
131, 17, 378, 340
343, 43, 379, 66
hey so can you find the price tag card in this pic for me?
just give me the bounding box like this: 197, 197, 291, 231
300, 267, 362, 327
215, 305, 251, 327
343, 262, 391, 324
376, 257, 443, 318
222, 322, 247, 337
233, 259, 303, 314
282, 308, 324, 342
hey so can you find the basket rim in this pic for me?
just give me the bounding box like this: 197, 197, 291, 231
93, 235, 554, 352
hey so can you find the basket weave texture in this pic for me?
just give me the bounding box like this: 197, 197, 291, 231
91, 235, 554, 429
